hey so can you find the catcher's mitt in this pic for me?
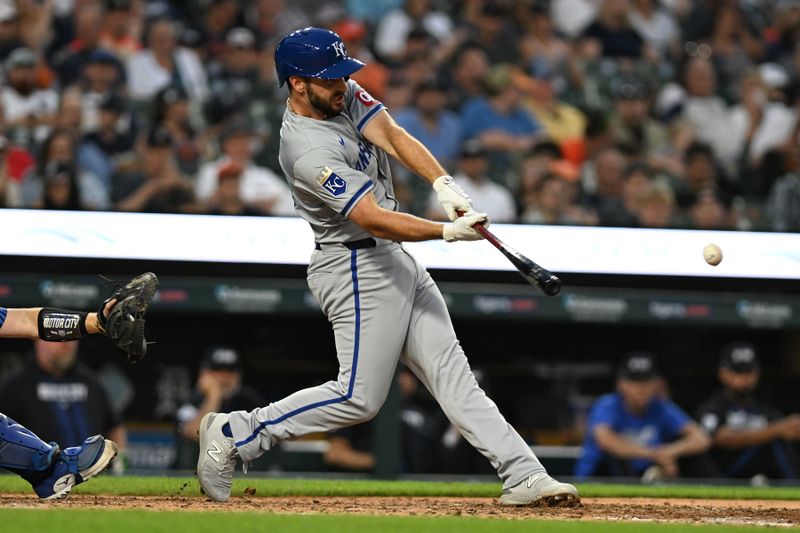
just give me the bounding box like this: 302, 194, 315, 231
97, 272, 158, 362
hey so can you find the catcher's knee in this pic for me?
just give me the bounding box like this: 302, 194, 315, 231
37, 308, 89, 341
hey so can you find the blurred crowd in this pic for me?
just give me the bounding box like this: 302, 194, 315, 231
0, 0, 798, 231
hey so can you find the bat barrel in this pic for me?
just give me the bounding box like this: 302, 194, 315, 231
538, 274, 562, 296
465, 215, 562, 296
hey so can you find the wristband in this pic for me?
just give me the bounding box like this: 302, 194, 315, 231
37, 308, 88, 341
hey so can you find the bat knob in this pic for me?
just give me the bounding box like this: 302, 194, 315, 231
541, 275, 562, 296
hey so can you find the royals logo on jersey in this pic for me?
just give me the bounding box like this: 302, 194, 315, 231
315, 166, 348, 197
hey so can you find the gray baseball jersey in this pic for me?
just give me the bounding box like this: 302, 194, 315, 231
228, 81, 547, 489
277, 80, 397, 244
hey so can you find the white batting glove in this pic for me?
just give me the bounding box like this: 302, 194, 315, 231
433, 175, 473, 221
443, 211, 490, 242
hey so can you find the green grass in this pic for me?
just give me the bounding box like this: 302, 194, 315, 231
0, 509, 785, 533
2, 474, 800, 501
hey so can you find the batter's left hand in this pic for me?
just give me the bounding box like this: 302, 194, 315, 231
433, 175, 473, 221
443, 211, 489, 242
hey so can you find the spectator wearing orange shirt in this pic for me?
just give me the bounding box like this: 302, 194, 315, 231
99, 0, 142, 62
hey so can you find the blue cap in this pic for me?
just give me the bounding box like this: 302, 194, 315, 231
88, 49, 119, 65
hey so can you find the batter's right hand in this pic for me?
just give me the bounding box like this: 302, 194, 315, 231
433, 175, 473, 221
443, 211, 489, 242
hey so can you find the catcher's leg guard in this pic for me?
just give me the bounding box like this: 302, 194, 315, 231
0, 413, 59, 475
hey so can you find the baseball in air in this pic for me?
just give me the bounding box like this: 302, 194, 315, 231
703, 243, 723, 266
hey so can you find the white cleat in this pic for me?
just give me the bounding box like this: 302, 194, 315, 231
500, 473, 580, 506
197, 412, 238, 502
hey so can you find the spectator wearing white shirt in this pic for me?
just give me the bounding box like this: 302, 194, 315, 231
677, 57, 743, 168
730, 65, 798, 166
426, 140, 517, 223
76, 49, 125, 135
127, 18, 208, 102
628, 0, 679, 57
0, 0, 25, 63
196, 120, 295, 216
551, 0, 600, 39
1, 48, 58, 148
374, 0, 453, 63
767, 155, 800, 233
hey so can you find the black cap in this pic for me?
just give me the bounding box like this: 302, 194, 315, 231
481, 0, 506, 16
105, 0, 131, 11
201, 346, 242, 372
460, 139, 488, 159
720, 342, 760, 373
156, 85, 188, 107
530, 0, 549, 14
98, 92, 125, 113
204, 92, 243, 125
416, 76, 447, 95
617, 351, 659, 381
146, 127, 173, 148
220, 118, 252, 143
613, 78, 650, 100
407, 25, 431, 41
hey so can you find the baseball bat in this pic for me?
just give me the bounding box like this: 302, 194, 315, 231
459, 212, 562, 296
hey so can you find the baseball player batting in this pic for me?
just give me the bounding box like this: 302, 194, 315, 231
0, 272, 157, 499
197, 27, 579, 507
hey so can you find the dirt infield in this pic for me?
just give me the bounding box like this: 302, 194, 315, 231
2, 494, 800, 527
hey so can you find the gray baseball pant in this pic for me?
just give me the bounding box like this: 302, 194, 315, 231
228, 242, 545, 489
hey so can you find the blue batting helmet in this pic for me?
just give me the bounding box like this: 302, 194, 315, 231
274, 27, 365, 87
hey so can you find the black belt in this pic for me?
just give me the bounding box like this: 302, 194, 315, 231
315, 238, 377, 251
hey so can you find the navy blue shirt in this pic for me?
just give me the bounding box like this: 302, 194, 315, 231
0, 359, 120, 448
575, 392, 691, 478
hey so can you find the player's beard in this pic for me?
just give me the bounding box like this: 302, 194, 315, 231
307, 85, 345, 118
